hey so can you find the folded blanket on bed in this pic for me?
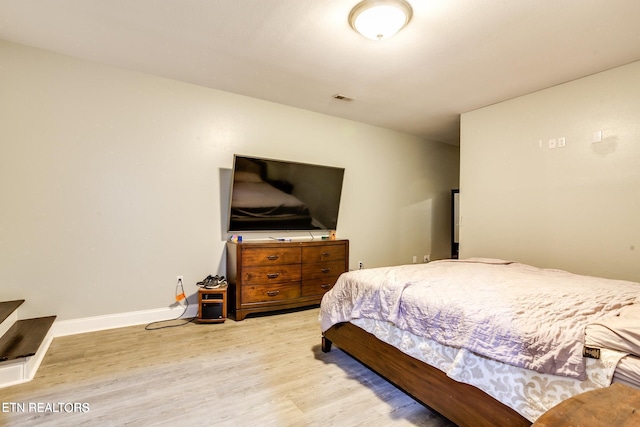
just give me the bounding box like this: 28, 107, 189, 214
586, 303, 640, 357
320, 259, 640, 379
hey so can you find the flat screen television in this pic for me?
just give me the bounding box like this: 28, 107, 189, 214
227, 155, 345, 232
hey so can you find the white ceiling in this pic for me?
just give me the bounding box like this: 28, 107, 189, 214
1, 0, 640, 144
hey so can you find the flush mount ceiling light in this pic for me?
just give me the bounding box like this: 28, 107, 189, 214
349, 0, 413, 41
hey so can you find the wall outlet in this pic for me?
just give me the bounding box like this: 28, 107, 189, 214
412, 255, 417, 264
593, 130, 603, 143
424, 255, 431, 263
175, 275, 186, 302
358, 261, 364, 270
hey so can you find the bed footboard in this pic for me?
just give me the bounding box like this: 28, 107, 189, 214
322, 322, 531, 427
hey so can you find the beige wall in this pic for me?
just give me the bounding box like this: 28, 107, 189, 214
460, 60, 640, 281
0, 41, 459, 320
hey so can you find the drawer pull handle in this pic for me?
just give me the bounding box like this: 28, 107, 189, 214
321, 284, 332, 289
267, 273, 280, 279
321, 252, 331, 257
267, 255, 280, 261
266, 290, 280, 297
321, 268, 331, 273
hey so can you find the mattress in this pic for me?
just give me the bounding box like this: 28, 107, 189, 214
613, 355, 640, 388
350, 317, 626, 423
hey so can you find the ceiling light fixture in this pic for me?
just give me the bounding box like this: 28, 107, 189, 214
349, 0, 413, 41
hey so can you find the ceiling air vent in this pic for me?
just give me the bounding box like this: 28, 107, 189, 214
332, 93, 354, 102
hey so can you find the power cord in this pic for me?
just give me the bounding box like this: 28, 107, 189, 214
145, 277, 195, 330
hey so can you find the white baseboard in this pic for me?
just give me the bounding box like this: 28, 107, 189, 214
52, 304, 198, 337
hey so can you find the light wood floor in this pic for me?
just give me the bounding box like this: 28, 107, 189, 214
0, 307, 456, 426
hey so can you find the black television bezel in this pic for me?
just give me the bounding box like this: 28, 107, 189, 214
226, 154, 345, 233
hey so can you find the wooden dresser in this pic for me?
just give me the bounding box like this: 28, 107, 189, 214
226, 239, 349, 320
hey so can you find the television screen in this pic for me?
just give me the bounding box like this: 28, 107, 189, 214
227, 155, 345, 232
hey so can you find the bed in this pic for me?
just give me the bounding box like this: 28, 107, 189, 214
319, 258, 640, 427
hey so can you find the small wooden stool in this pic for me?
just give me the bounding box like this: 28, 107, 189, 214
533, 383, 640, 427
197, 285, 227, 323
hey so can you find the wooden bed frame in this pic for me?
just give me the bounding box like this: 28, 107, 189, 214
322, 322, 532, 427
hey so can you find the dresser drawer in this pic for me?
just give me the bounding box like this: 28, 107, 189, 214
301, 260, 346, 280
302, 276, 341, 297
302, 245, 345, 263
242, 247, 301, 267
241, 265, 301, 286
242, 283, 301, 303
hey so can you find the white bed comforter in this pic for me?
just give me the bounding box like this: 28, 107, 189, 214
320, 259, 640, 379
